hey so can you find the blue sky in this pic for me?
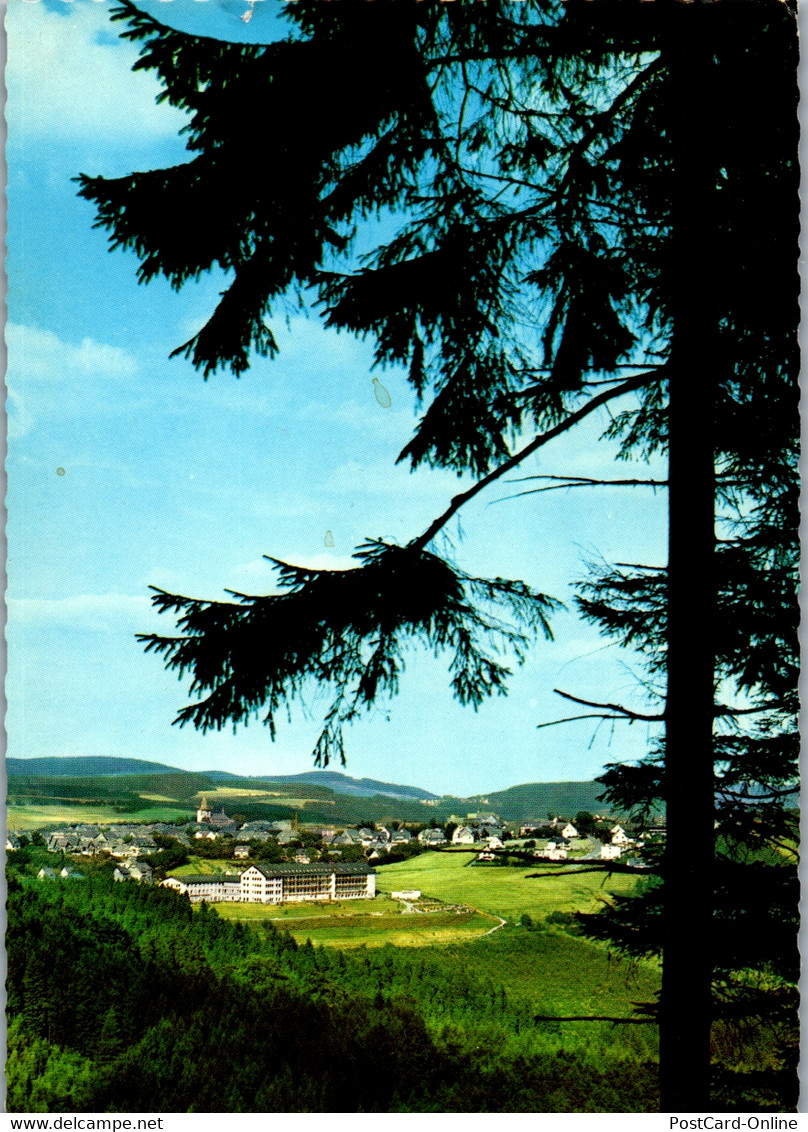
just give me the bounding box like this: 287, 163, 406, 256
6, 0, 669, 796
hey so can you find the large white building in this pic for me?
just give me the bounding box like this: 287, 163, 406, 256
162, 862, 376, 905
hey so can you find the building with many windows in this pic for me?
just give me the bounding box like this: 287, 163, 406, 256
240, 863, 376, 904
161, 863, 376, 905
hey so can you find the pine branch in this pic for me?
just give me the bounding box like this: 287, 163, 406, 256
411, 369, 663, 551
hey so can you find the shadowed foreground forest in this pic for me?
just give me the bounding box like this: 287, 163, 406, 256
7, 868, 655, 1113
7, 853, 796, 1113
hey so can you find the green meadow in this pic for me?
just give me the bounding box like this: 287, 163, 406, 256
175, 850, 641, 950
215, 901, 495, 947
374, 850, 638, 921
6, 803, 192, 830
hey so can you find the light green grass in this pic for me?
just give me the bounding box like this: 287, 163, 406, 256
214, 901, 494, 947
375, 851, 639, 921
6, 803, 191, 830
245, 895, 401, 918
171, 857, 235, 876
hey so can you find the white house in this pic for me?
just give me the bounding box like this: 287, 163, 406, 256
452, 825, 476, 845
162, 873, 243, 903
610, 824, 632, 846
561, 823, 578, 840
600, 843, 622, 860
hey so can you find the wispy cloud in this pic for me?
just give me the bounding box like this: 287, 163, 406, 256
8, 592, 155, 631
7, 322, 139, 383
7, 2, 189, 144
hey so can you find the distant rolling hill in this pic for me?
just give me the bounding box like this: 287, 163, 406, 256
5, 757, 210, 779
468, 781, 609, 822
7, 759, 438, 802
245, 771, 439, 801
7, 757, 632, 821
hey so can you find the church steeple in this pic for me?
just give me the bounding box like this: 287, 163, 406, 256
197, 796, 212, 824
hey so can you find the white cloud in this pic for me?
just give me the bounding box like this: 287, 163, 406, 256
7, 322, 139, 383
7, 1, 189, 143
8, 592, 155, 631
6, 387, 34, 440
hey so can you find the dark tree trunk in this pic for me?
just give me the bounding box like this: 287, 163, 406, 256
659, 12, 719, 1113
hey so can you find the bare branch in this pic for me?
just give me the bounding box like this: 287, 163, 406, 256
553, 688, 664, 722
497, 474, 667, 500
536, 712, 628, 729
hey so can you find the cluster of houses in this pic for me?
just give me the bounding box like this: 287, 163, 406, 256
318, 824, 415, 858
13, 791, 664, 892
513, 820, 658, 863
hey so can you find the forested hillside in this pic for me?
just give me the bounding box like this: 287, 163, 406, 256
8, 859, 660, 1113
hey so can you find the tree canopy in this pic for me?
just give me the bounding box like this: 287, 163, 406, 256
76, 0, 799, 1112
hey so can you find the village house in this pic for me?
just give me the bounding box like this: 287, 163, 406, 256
610, 824, 633, 847
417, 828, 447, 846
59, 866, 86, 880
452, 825, 477, 845
114, 861, 154, 884
332, 830, 360, 847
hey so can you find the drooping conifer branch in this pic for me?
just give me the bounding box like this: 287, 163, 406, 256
138, 540, 561, 765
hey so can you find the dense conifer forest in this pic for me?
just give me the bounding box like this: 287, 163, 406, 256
8, 848, 796, 1112
8, 854, 663, 1113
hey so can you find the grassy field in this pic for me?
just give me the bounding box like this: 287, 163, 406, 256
217, 895, 401, 918
375, 850, 640, 921
197, 787, 336, 809
6, 803, 192, 830
175, 850, 640, 946
214, 900, 496, 947
171, 857, 237, 876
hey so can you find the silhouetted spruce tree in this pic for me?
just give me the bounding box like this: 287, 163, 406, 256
77, 0, 798, 1111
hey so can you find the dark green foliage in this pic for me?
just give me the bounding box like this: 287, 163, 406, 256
139, 541, 558, 765
7, 870, 661, 1113
73, 0, 798, 1110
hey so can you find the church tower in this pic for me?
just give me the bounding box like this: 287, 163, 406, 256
197, 796, 212, 824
